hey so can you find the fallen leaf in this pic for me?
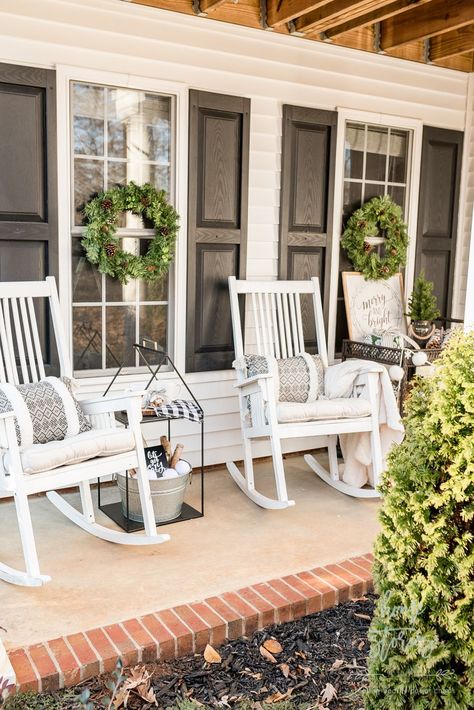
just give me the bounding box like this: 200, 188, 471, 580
113, 688, 129, 708
353, 612, 371, 621
204, 644, 222, 664
352, 596, 367, 602
297, 664, 313, 677
320, 682, 337, 704
330, 658, 344, 671
123, 666, 151, 690
358, 640, 365, 650
259, 645, 277, 664
137, 682, 157, 705
263, 638, 283, 655
279, 662, 290, 678
263, 688, 293, 703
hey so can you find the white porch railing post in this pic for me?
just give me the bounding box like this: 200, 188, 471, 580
465, 203, 474, 331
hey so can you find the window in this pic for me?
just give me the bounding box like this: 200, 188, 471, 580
70, 82, 175, 373
336, 120, 413, 351
343, 122, 411, 222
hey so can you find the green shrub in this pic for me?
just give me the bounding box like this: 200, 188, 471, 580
366, 330, 474, 709
2, 689, 76, 709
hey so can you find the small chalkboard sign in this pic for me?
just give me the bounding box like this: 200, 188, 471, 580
144, 445, 168, 478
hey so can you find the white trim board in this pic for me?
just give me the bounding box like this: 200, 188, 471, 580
464, 203, 474, 331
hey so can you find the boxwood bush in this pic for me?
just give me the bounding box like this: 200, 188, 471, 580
367, 330, 474, 709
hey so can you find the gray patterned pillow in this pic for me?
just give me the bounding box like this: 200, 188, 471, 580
244, 353, 324, 403
0, 376, 92, 447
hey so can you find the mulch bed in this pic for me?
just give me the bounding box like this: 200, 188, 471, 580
7, 595, 376, 709
151, 594, 374, 708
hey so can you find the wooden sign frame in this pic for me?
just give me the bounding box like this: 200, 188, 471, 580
342, 272, 407, 342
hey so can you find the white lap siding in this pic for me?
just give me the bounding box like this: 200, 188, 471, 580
0, 0, 469, 466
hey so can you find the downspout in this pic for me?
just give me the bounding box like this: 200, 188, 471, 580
462, 73, 474, 331
454, 71, 474, 321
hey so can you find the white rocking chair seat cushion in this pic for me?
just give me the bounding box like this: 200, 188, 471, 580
3, 427, 136, 475
276, 397, 372, 423
0, 376, 91, 447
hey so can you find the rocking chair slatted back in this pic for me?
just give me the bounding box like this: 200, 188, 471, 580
229, 277, 328, 368
0, 277, 72, 385
0, 277, 168, 588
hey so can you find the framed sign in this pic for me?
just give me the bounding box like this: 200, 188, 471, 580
144, 445, 168, 478
342, 272, 407, 343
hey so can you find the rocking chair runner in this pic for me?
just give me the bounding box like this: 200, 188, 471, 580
227, 277, 383, 508
0, 277, 169, 588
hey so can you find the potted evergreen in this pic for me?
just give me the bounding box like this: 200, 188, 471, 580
407, 271, 440, 339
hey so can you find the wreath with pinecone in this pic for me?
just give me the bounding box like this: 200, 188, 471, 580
82, 182, 179, 284
341, 195, 409, 280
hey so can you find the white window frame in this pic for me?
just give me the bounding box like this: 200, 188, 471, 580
56, 65, 188, 387
327, 107, 423, 361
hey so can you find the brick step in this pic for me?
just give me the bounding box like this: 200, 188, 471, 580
9, 554, 373, 694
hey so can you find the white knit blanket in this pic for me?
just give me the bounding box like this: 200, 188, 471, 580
325, 359, 404, 489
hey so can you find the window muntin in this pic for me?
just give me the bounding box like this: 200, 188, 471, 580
70, 82, 175, 373
343, 122, 410, 222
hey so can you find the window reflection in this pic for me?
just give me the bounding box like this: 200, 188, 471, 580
71, 81, 174, 372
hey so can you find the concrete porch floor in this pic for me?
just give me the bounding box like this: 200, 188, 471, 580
0, 453, 380, 651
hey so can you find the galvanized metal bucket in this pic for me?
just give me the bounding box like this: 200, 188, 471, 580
117, 466, 192, 523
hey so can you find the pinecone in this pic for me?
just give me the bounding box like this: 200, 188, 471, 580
426, 330, 443, 350
390, 248, 398, 256
381, 265, 390, 274
146, 264, 156, 273
140, 196, 150, 207
363, 242, 373, 253
160, 226, 169, 237
105, 242, 117, 257
102, 198, 113, 211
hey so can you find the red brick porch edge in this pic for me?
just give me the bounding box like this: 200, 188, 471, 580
9, 554, 373, 694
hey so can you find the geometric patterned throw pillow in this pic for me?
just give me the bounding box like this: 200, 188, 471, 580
0, 376, 92, 447
244, 353, 324, 403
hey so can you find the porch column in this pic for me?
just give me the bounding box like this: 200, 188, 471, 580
465, 203, 474, 331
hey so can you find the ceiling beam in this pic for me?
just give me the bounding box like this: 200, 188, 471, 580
266, 0, 333, 28
325, 0, 429, 39
294, 0, 392, 35
199, 0, 228, 12
430, 24, 474, 60
381, 0, 474, 50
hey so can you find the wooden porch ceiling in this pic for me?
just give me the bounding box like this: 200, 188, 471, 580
131, 0, 474, 72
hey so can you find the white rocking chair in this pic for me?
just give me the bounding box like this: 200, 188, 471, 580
227, 277, 383, 508
0, 277, 169, 587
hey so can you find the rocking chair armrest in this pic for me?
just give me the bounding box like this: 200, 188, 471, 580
234, 373, 274, 389
80, 390, 146, 416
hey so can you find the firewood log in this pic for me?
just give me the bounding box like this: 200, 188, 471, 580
170, 443, 184, 469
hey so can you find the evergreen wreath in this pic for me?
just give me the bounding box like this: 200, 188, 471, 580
341, 195, 409, 280
82, 181, 179, 284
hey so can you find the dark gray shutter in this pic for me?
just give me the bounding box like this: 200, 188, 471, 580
186, 90, 249, 372
415, 125, 463, 319
0, 62, 58, 374
279, 105, 337, 350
